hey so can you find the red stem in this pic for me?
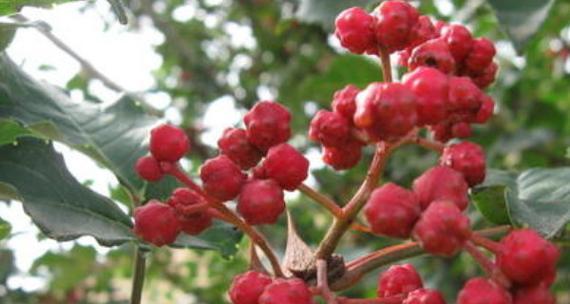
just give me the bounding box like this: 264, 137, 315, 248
464, 241, 511, 289
470, 233, 503, 255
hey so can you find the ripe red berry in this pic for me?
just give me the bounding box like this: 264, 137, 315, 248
465, 38, 496, 74
244, 101, 291, 151
440, 141, 486, 186
450, 122, 472, 138
457, 277, 512, 304
261, 143, 309, 191
412, 166, 469, 210
218, 128, 263, 170
133, 200, 180, 246
168, 188, 212, 235
412, 200, 471, 256
409, 38, 456, 74
447, 76, 482, 113
364, 183, 421, 238
354, 82, 417, 141
408, 16, 437, 49
402, 288, 446, 304
332, 84, 360, 122
377, 264, 423, 297
149, 124, 190, 162
229, 271, 273, 304
200, 155, 246, 201
374, 0, 419, 52
430, 123, 453, 143
403, 67, 449, 125
513, 284, 555, 304
335, 7, 377, 54
473, 94, 495, 124
258, 278, 314, 304
496, 229, 560, 286
440, 24, 473, 63
309, 110, 351, 147
237, 179, 285, 225
135, 155, 163, 181
471, 62, 498, 89
322, 139, 363, 170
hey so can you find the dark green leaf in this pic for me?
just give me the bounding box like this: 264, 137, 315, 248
471, 170, 516, 225
0, 119, 36, 146
170, 221, 242, 258
0, 217, 10, 240
295, 0, 372, 30
0, 0, 79, 16
486, 0, 555, 52
0, 138, 134, 246
0, 23, 17, 51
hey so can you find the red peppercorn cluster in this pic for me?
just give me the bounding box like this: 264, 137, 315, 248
229, 271, 314, 304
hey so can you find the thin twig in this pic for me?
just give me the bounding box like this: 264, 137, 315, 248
130, 248, 146, 304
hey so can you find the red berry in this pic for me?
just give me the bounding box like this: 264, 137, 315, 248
237, 179, 285, 225
262, 143, 309, 191
322, 139, 363, 170
403, 67, 449, 125
335, 7, 377, 54
244, 101, 291, 151
377, 264, 423, 297
408, 16, 437, 49
218, 128, 263, 170
513, 284, 555, 304
473, 94, 495, 124
448, 76, 482, 113
168, 188, 212, 235
471, 62, 498, 89
258, 278, 314, 304
332, 84, 360, 122
133, 200, 180, 246
200, 155, 246, 201
364, 183, 421, 238
457, 277, 512, 304
309, 110, 351, 147
430, 123, 453, 143
451, 122, 472, 138
409, 38, 456, 74
412, 200, 471, 256
440, 24, 473, 63
412, 166, 469, 210
496, 229, 560, 286
354, 82, 417, 141
135, 155, 163, 181
465, 38, 496, 74
149, 124, 190, 162
403, 288, 446, 304
441, 141, 486, 186
374, 0, 419, 52
229, 271, 273, 304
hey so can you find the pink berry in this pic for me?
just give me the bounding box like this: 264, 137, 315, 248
149, 124, 190, 162
440, 24, 473, 63
133, 200, 180, 246
168, 188, 212, 235
354, 82, 417, 141
471, 62, 498, 89
374, 0, 419, 52
441, 141, 486, 186
309, 110, 351, 147
409, 38, 456, 74
229, 271, 273, 304
403, 67, 449, 126
408, 16, 437, 49
322, 139, 363, 170
364, 183, 421, 238
403, 288, 446, 304
218, 128, 263, 170
332, 84, 360, 122
244, 101, 291, 151
473, 94, 495, 124
237, 179, 285, 225
412, 166, 470, 210
448, 76, 483, 113
377, 264, 423, 297
262, 143, 309, 191
465, 38, 496, 74
513, 284, 555, 304
412, 200, 471, 256
258, 278, 314, 304
451, 122, 472, 138
135, 155, 163, 181
430, 123, 453, 143
457, 277, 512, 304
496, 229, 560, 286
200, 155, 246, 201
335, 7, 377, 54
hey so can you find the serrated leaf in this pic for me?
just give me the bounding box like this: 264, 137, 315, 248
295, 0, 372, 30
0, 217, 10, 240
0, 0, 79, 16
486, 0, 555, 53
0, 54, 156, 196
170, 221, 242, 258
0, 138, 134, 246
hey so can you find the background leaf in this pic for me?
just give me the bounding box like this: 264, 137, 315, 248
0, 138, 134, 246
0, 217, 10, 240
0, 0, 79, 16
0, 119, 35, 146
170, 221, 242, 258
295, 0, 372, 30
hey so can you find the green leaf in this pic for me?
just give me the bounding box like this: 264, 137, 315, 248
0, 217, 10, 240
486, 0, 555, 53
0, 0, 79, 16
0, 23, 17, 51
295, 0, 372, 30
0, 138, 135, 246
0, 119, 36, 146
507, 168, 570, 238
472, 170, 516, 225
0, 54, 156, 196
170, 221, 242, 258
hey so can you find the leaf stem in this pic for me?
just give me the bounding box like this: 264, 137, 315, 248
130, 247, 146, 304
